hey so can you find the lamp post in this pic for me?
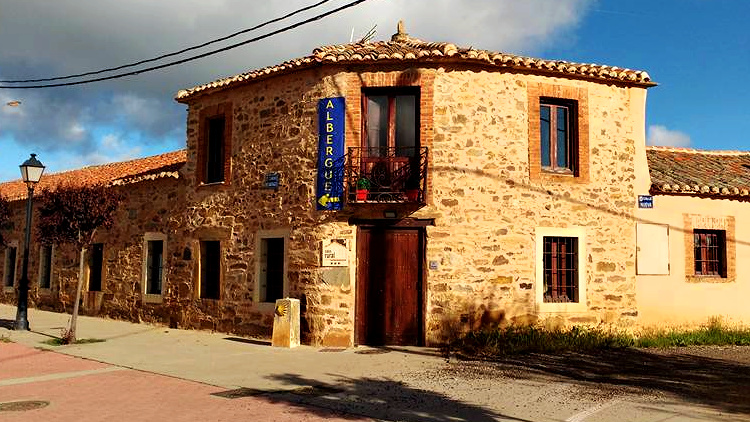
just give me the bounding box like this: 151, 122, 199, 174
15, 153, 45, 331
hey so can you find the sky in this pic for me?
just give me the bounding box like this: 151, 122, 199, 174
0, 0, 748, 182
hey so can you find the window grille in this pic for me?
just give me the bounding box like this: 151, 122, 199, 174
543, 236, 578, 303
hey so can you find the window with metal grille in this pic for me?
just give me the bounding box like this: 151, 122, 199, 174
543, 236, 578, 303
694, 229, 727, 277
540, 99, 577, 174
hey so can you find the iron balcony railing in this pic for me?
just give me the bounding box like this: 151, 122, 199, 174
346, 147, 428, 204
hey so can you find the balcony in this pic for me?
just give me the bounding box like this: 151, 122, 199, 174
346, 147, 428, 204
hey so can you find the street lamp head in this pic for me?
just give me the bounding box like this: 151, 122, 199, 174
20, 153, 45, 184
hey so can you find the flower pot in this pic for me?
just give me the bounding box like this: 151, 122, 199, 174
356, 189, 368, 201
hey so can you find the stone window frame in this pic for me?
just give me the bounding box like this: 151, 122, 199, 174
535, 226, 588, 313
683, 214, 736, 283
142, 232, 167, 304
3, 241, 19, 292
37, 244, 55, 293
197, 101, 233, 187
528, 83, 589, 183
254, 228, 290, 311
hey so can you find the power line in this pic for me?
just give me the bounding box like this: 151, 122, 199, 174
0, 0, 334, 84
0, 0, 371, 89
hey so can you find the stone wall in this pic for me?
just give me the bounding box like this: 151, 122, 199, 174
0, 177, 185, 325
415, 70, 643, 343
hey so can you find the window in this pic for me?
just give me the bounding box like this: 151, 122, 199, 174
535, 227, 587, 313
542, 236, 578, 303
540, 98, 577, 174
146, 240, 164, 295
528, 83, 589, 182
363, 89, 419, 157
197, 102, 232, 185
259, 237, 285, 303
89, 243, 104, 292
39, 245, 53, 289
205, 116, 225, 183
4, 246, 17, 288
200, 240, 221, 299
693, 229, 727, 277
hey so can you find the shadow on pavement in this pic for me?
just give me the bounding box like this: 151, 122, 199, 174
256, 373, 530, 422
223, 337, 271, 346
0, 318, 14, 330
487, 347, 750, 415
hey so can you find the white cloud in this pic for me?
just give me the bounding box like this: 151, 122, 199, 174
0, 0, 594, 160
647, 125, 691, 147
68, 133, 142, 169
65, 123, 87, 142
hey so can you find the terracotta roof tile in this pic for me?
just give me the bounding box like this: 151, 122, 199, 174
647, 146, 750, 199
0, 150, 186, 202
176, 28, 654, 102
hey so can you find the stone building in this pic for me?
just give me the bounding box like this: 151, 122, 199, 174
1, 25, 658, 346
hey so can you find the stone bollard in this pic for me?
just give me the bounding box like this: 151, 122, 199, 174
271, 298, 300, 348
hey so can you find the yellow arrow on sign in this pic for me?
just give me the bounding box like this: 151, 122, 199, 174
318, 194, 340, 207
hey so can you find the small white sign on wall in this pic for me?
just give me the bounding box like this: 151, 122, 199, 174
321, 239, 349, 267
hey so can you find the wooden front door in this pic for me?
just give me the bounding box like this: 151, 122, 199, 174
356, 227, 424, 346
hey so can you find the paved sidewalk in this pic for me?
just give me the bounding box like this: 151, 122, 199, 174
0, 341, 371, 421
0, 304, 442, 391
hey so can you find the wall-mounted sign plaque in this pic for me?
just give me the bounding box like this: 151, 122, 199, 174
321, 239, 349, 267
638, 195, 653, 209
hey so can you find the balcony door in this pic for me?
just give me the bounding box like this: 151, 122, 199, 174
362, 89, 419, 192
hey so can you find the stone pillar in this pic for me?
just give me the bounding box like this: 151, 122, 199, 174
272, 298, 300, 348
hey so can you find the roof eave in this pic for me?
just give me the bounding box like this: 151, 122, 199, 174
174, 56, 656, 104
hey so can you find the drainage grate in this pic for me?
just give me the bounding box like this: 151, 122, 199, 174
0, 401, 50, 412
319, 348, 346, 353
212, 385, 343, 399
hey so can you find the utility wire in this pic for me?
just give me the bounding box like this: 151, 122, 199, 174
1, 0, 334, 84
0, 0, 370, 89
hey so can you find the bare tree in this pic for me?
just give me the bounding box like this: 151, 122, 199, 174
36, 183, 123, 343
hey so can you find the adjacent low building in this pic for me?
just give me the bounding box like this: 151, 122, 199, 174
634, 146, 750, 326
8, 24, 732, 346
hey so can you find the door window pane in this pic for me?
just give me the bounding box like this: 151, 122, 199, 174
395, 95, 416, 156
366, 96, 388, 154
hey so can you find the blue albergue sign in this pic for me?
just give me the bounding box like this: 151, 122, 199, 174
638, 195, 653, 209
316, 97, 345, 210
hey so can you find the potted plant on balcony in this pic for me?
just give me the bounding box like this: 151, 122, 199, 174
404, 160, 421, 202
355, 177, 371, 201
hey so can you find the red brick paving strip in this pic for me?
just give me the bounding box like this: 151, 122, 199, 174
0, 343, 367, 422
